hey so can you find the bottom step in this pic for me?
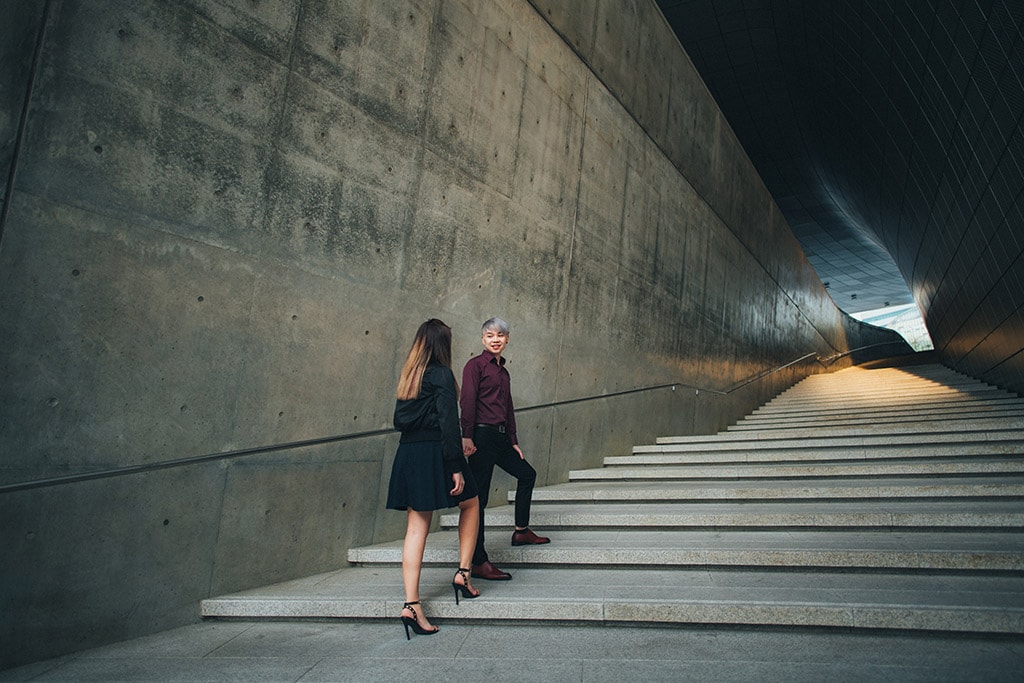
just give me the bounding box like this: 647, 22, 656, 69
200, 566, 1024, 635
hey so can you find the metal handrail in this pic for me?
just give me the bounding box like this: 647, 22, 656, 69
816, 340, 912, 366
0, 428, 397, 493
0, 344, 894, 494
720, 352, 820, 394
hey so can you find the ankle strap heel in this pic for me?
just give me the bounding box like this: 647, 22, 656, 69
399, 600, 438, 639
452, 567, 480, 605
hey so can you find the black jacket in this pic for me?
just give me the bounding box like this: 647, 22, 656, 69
393, 362, 464, 474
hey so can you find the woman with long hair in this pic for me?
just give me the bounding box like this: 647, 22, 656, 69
387, 318, 481, 638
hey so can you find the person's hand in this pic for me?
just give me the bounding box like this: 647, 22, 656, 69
513, 444, 525, 460
462, 437, 477, 456
451, 472, 465, 496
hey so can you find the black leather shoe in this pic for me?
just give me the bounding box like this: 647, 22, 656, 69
471, 560, 512, 581
511, 528, 550, 546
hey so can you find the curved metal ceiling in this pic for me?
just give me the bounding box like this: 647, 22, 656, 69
658, 0, 1024, 321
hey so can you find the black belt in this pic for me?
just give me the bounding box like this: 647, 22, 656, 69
475, 423, 506, 434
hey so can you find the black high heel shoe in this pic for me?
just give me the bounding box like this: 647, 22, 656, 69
452, 567, 480, 605
400, 601, 438, 640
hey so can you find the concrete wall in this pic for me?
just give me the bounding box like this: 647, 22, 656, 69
0, 0, 906, 669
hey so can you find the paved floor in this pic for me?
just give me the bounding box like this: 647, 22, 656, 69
2, 618, 1024, 682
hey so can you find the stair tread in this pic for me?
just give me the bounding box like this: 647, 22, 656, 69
200, 567, 1024, 633
740, 403, 1024, 419
201, 566, 1024, 607
447, 499, 1024, 516
524, 477, 1024, 501
572, 462, 1024, 481
640, 432, 1024, 451
347, 529, 1024, 570
613, 449, 1024, 465
660, 420, 1024, 443
440, 500, 1024, 529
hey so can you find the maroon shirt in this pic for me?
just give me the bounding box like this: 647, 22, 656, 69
460, 351, 518, 444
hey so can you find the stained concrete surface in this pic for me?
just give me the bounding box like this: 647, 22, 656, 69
1, 0, 906, 670
1, 620, 1022, 682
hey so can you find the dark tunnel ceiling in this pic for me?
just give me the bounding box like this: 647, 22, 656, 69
656, 0, 1020, 315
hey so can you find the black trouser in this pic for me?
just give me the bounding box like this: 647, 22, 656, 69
468, 425, 537, 565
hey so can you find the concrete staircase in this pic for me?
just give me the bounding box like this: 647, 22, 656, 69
201, 362, 1024, 633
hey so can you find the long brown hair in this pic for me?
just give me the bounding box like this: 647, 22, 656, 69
396, 319, 454, 400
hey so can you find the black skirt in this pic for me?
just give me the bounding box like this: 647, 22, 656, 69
386, 440, 478, 511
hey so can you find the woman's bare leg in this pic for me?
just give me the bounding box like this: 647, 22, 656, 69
401, 509, 436, 631
454, 496, 480, 597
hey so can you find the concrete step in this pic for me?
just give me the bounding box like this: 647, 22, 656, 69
674, 417, 1024, 441
347, 529, 1024, 572
519, 477, 1024, 503
775, 368, 990, 385
779, 372, 989, 386
754, 393, 1010, 414
755, 388, 1021, 405
784, 382, 992, 395
634, 436, 1024, 456
758, 382, 1010, 404
573, 459, 1024, 481
646, 425, 1024, 448
743, 409, 1024, 429
618, 445, 1024, 465
787, 382, 988, 392
731, 405, 1024, 430
772, 382, 999, 397
440, 500, 1024, 531
775, 366, 985, 390
199, 566, 1024, 634
794, 371, 980, 383
693, 421, 1024, 440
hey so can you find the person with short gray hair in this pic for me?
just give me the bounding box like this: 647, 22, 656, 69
460, 317, 550, 582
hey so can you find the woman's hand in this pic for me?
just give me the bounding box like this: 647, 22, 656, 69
450, 472, 465, 496
462, 437, 477, 456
